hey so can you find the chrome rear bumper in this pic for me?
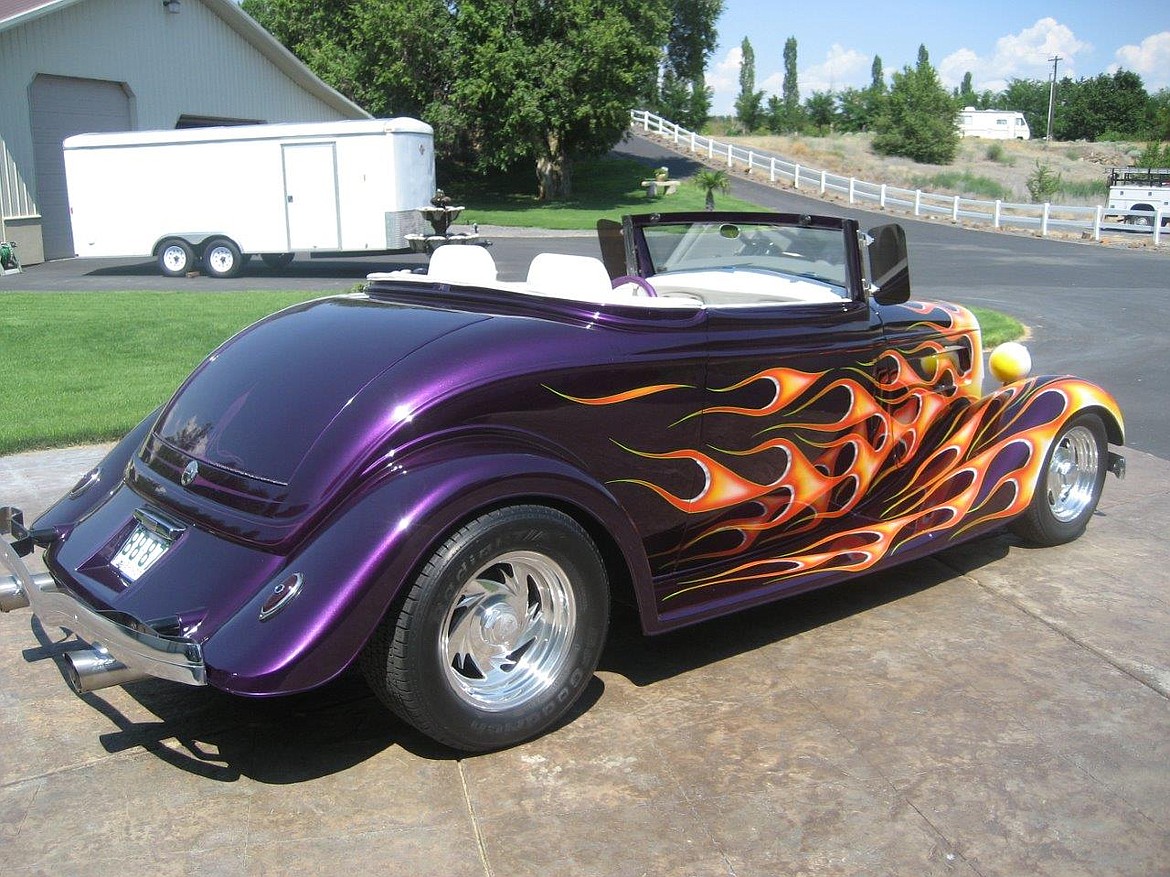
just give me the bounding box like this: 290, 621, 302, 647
1, 509, 205, 689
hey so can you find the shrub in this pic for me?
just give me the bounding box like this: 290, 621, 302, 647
871, 47, 959, 165
1025, 161, 1062, 203
1136, 141, 1170, 168
985, 143, 1005, 162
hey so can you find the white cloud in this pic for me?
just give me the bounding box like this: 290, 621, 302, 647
939, 17, 1090, 94
709, 46, 744, 113
800, 44, 872, 94
1111, 32, 1170, 90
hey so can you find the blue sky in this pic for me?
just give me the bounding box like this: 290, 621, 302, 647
707, 1, 1170, 113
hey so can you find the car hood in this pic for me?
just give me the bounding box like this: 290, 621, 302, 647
155, 296, 487, 486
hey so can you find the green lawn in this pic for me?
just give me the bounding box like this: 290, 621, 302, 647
970, 307, 1023, 348
0, 292, 322, 454
455, 158, 761, 229
0, 291, 1023, 455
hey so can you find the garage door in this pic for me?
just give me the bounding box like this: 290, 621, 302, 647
30, 75, 132, 260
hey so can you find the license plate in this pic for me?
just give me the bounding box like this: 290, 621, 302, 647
111, 523, 171, 582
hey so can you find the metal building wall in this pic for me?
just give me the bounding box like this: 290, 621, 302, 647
0, 0, 367, 262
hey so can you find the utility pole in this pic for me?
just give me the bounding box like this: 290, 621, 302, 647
1045, 55, 1062, 144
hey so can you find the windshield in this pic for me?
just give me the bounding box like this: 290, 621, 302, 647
642, 220, 849, 288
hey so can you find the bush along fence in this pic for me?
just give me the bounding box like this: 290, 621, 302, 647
631, 110, 1166, 247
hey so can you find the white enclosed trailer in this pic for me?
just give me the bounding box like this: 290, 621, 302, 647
63, 118, 434, 277
957, 108, 1031, 140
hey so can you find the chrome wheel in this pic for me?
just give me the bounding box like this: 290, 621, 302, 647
441, 550, 577, 711
1012, 412, 1108, 547
361, 505, 608, 751
1045, 425, 1100, 523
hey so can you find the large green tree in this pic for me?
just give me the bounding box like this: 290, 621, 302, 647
453, 1, 667, 199
241, 0, 455, 121
653, 0, 722, 131
664, 0, 724, 81
803, 91, 835, 134
244, 0, 672, 201
999, 78, 1049, 137
1056, 71, 1150, 141
834, 55, 886, 133
872, 44, 959, 164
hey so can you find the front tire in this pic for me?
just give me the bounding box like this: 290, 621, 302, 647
362, 506, 609, 752
202, 237, 244, 278
1011, 413, 1107, 546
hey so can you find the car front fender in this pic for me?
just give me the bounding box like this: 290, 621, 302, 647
986, 374, 1123, 446
202, 444, 653, 695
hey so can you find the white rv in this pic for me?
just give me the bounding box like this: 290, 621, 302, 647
957, 108, 1031, 141
63, 118, 435, 277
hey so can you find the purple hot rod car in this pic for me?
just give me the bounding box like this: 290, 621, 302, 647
1, 211, 1124, 751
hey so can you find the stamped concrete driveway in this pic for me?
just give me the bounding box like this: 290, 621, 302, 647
1, 439, 1167, 876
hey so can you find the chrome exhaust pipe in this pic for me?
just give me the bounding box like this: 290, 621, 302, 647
0, 572, 52, 612
1, 573, 29, 611
63, 645, 149, 693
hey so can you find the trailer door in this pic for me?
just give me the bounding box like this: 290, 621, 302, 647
282, 142, 341, 250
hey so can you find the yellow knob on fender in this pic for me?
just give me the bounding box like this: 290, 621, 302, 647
989, 342, 1032, 384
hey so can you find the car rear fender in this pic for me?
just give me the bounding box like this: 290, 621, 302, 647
202, 446, 653, 696
32, 408, 160, 539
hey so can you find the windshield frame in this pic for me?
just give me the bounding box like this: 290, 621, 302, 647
624, 211, 865, 302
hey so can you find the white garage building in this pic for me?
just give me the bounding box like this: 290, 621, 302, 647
0, 0, 368, 264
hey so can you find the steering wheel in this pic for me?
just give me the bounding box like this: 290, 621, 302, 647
738, 232, 781, 257
611, 274, 657, 297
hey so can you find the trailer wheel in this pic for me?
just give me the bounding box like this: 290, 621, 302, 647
203, 238, 244, 278
158, 239, 195, 277
261, 252, 295, 269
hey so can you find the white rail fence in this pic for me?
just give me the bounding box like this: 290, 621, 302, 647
630, 110, 1166, 247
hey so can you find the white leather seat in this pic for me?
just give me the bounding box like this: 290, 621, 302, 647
526, 253, 615, 300
426, 245, 498, 284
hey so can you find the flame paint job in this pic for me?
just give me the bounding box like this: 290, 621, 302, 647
548, 300, 1122, 622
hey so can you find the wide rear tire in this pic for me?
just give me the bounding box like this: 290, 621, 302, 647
362, 505, 609, 752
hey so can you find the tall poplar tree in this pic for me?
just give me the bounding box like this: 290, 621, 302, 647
781, 36, 802, 132
735, 36, 764, 132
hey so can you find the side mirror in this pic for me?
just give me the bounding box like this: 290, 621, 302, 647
867, 223, 911, 304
